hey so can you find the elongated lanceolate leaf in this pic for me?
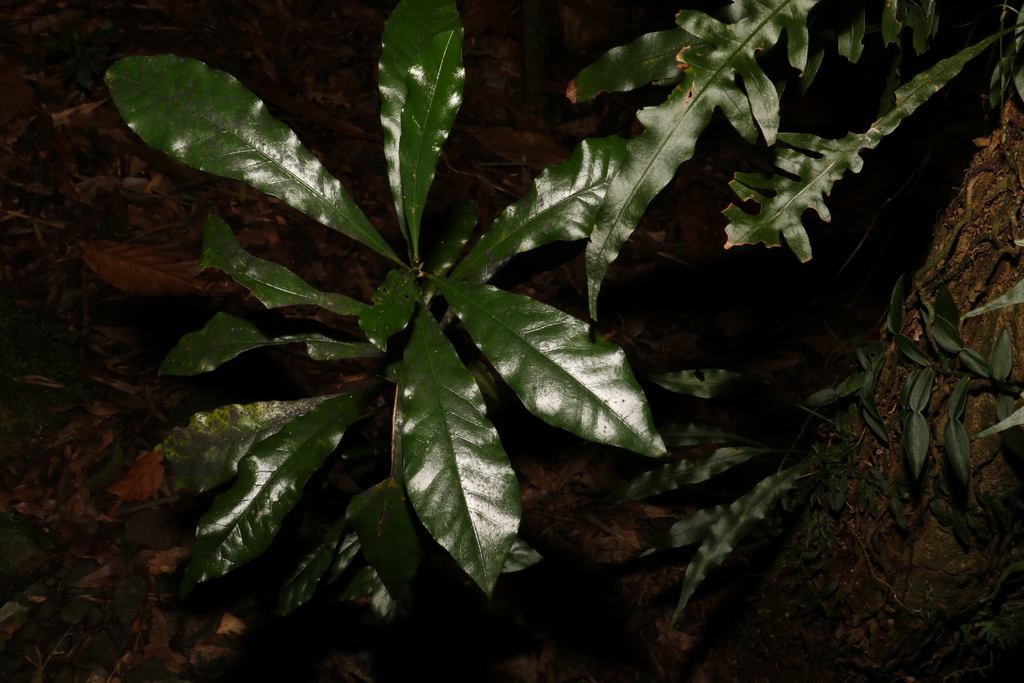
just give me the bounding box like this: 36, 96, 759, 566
400, 306, 520, 595
585, 0, 821, 317
566, 28, 693, 103
379, 0, 462, 244
975, 400, 1024, 439
659, 422, 760, 448
347, 478, 424, 597
434, 278, 665, 457
648, 503, 728, 554
358, 268, 420, 352
181, 390, 372, 594
902, 410, 930, 479
160, 312, 378, 376
604, 448, 774, 504
159, 395, 337, 492
275, 521, 351, 616
965, 274, 1024, 318
724, 35, 997, 260
672, 462, 805, 623
201, 214, 365, 316
644, 368, 754, 398
105, 55, 399, 262
453, 136, 626, 285
400, 29, 464, 259
945, 419, 971, 487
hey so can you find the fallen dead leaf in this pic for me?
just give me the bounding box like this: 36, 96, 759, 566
81, 241, 203, 296
145, 547, 191, 576
106, 450, 165, 503
216, 612, 248, 636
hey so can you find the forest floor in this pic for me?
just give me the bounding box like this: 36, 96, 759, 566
0, 1, 983, 681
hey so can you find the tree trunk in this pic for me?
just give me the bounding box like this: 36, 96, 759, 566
711, 100, 1024, 682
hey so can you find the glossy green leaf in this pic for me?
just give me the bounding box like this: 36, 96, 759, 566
944, 418, 971, 487
400, 306, 520, 595
659, 422, 760, 448
275, 521, 350, 615
644, 368, 754, 399
724, 36, 997, 260
453, 136, 626, 285
604, 448, 775, 504
501, 537, 543, 573
201, 214, 366, 316
806, 387, 838, 407
566, 27, 693, 103
379, 0, 462, 243
959, 347, 991, 378
336, 566, 401, 622
328, 533, 362, 584
105, 55, 399, 262
894, 333, 930, 367
947, 377, 970, 420
887, 276, 905, 335
425, 199, 478, 275
158, 395, 338, 492
672, 462, 806, 623
902, 410, 930, 479
434, 278, 665, 457
160, 312, 378, 376
992, 328, 1014, 381
180, 390, 372, 595
358, 268, 420, 352
836, 3, 866, 64
648, 504, 727, 554
585, 0, 821, 317
400, 28, 464, 258
347, 478, 424, 597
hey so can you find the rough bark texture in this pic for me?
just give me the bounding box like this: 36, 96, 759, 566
714, 100, 1024, 682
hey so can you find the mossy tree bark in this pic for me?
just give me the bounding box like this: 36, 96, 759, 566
734, 100, 1024, 682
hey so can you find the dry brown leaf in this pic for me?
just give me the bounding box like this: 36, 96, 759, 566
145, 547, 191, 575
82, 241, 202, 296
216, 612, 249, 636
145, 607, 187, 673
105, 450, 165, 503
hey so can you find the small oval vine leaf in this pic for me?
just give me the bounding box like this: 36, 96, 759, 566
359, 268, 420, 352
347, 478, 424, 597
944, 418, 971, 487
160, 312, 377, 376
672, 462, 806, 623
948, 377, 970, 420
907, 368, 933, 413
932, 317, 963, 354
201, 214, 366, 316
180, 390, 373, 595
992, 328, 1014, 381
903, 410, 930, 480
895, 333, 930, 366
434, 277, 665, 457
959, 347, 991, 378
105, 55, 399, 263
158, 394, 339, 492
400, 306, 520, 596
603, 448, 777, 504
